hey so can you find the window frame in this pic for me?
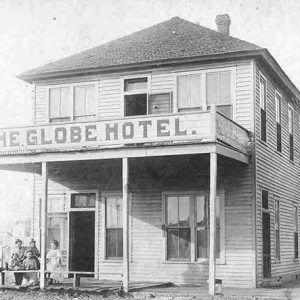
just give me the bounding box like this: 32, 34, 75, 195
101, 192, 129, 263
288, 103, 294, 161
174, 66, 236, 119
275, 90, 282, 152
162, 190, 225, 264
259, 74, 267, 142
121, 75, 151, 117
47, 82, 98, 123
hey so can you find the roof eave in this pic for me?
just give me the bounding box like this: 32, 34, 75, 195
17, 49, 263, 83
17, 48, 300, 100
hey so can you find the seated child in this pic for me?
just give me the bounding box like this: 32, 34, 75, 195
9, 253, 23, 286
21, 250, 38, 287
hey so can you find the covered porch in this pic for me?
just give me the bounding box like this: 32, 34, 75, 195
0, 107, 252, 295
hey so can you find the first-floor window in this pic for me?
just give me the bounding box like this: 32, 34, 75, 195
165, 193, 223, 262
294, 205, 298, 259
47, 214, 68, 250
166, 196, 191, 260
196, 196, 220, 259
105, 196, 123, 259
274, 198, 280, 261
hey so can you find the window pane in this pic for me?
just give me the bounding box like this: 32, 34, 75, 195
106, 197, 122, 228
206, 72, 218, 105
262, 190, 268, 210
197, 228, 208, 258
275, 94, 281, 124
288, 106, 294, 134
167, 197, 178, 226
71, 193, 96, 208
178, 75, 191, 109
178, 196, 189, 226
48, 195, 65, 213
148, 93, 171, 114
60, 87, 70, 117
106, 229, 117, 258
190, 74, 201, 108
49, 88, 61, 118
219, 71, 231, 104
167, 228, 179, 259
86, 85, 96, 115
196, 196, 207, 227
260, 77, 266, 109
179, 228, 191, 259
125, 78, 147, 91
74, 86, 86, 116
116, 228, 123, 258
125, 94, 147, 116
46, 216, 67, 249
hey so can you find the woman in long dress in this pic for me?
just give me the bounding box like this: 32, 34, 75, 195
46, 240, 64, 284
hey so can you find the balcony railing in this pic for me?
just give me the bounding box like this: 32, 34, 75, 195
0, 107, 250, 156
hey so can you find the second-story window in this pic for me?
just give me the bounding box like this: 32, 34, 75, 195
124, 77, 148, 116
74, 85, 96, 121
49, 84, 96, 123
206, 70, 232, 118
177, 74, 202, 112
259, 76, 267, 142
288, 104, 294, 161
275, 91, 282, 152
49, 87, 71, 122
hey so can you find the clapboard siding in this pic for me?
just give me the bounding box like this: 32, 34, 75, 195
32, 156, 255, 287
33, 60, 253, 132
254, 61, 300, 285
35, 85, 47, 124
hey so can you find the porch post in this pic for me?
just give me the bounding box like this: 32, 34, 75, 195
122, 157, 129, 292
209, 152, 217, 295
40, 162, 48, 289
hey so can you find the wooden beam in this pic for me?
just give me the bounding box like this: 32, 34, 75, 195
40, 162, 48, 289
209, 152, 217, 295
122, 157, 129, 292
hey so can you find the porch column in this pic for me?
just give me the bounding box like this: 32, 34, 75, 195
209, 152, 217, 295
40, 162, 48, 289
122, 157, 129, 292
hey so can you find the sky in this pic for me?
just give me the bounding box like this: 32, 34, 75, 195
0, 0, 300, 229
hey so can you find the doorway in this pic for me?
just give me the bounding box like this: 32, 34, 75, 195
69, 211, 95, 272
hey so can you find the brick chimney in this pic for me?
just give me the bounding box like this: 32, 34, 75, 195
215, 14, 231, 35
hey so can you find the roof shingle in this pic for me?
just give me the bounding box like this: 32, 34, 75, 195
20, 16, 261, 78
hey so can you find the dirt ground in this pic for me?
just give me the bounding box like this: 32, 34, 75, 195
0, 289, 131, 300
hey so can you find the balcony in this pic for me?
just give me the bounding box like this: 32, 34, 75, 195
0, 107, 251, 161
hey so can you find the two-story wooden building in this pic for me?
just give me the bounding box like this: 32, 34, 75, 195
0, 15, 300, 295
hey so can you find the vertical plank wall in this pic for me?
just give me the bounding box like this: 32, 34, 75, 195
254, 62, 300, 285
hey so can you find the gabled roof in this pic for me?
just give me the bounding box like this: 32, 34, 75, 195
19, 16, 261, 80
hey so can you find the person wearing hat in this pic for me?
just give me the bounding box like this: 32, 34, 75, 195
11, 239, 26, 285
27, 239, 40, 269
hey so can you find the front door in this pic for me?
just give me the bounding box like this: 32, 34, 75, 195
69, 211, 95, 271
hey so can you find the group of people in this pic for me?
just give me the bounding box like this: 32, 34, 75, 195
9, 238, 63, 287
